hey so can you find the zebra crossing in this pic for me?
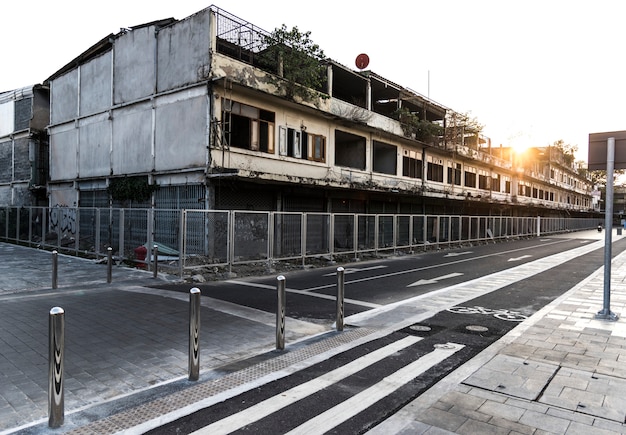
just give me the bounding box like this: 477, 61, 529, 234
156, 333, 465, 435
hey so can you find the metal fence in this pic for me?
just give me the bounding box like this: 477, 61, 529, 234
0, 206, 598, 277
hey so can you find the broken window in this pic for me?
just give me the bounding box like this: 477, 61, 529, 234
503, 176, 511, 194
478, 169, 490, 190
427, 156, 444, 182
279, 127, 302, 158
372, 141, 397, 175
464, 166, 476, 188
447, 161, 461, 185
492, 173, 501, 192
305, 133, 326, 162
223, 99, 275, 153
278, 128, 326, 162
402, 149, 422, 179
335, 130, 366, 170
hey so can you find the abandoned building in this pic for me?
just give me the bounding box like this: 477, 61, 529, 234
0, 85, 50, 206
40, 5, 592, 217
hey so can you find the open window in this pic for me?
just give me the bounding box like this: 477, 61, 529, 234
427, 156, 444, 182
279, 127, 326, 162
222, 99, 275, 153
335, 130, 366, 170
402, 149, 422, 179
447, 161, 461, 185
372, 140, 397, 175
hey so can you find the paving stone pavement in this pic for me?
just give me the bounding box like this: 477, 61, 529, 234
368, 230, 626, 434
0, 243, 329, 434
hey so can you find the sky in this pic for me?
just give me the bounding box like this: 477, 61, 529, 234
3, 0, 625, 161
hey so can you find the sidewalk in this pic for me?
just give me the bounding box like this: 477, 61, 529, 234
2, 230, 626, 434
0, 243, 329, 434
368, 231, 626, 434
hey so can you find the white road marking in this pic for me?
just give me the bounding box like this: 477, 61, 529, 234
507, 254, 532, 262
323, 265, 387, 276
224, 280, 380, 308
443, 251, 473, 257
285, 342, 465, 435
190, 336, 422, 435
407, 272, 464, 287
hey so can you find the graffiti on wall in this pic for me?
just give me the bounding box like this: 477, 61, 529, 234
49, 206, 77, 235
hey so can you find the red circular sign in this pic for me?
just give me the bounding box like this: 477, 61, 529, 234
355, 53, 370, 70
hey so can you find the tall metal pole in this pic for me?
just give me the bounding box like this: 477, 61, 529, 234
276, 275, 286, 350
597, 137, 619, 321
48, 307, 65, 428
153, 245, 159, 279
107, 247, 113, 283
336, 267, 345, 331
189, 288, 201, 381
52, 251, 58, 289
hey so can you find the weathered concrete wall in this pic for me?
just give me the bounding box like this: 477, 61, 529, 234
51, 70, 78, 124
114, 26, 155, 104
50, 127, 77, 180
155, 92, 208, 171
80, 52, 112, 117
78, 114, 110, 177
0, 100, 14, 137
157, 10, 211, 92
112, 102, 153, 174
0, 141, 11, 182
13, 137, 30, 180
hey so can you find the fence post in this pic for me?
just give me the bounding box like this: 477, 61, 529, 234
336, 267, 345, 331
48, 307, 65, 428
189, 288, 201, 381
153, 245, 158, 279
276, 275, 286, 350
52, 251, 58, 289
107, 247, 113, 283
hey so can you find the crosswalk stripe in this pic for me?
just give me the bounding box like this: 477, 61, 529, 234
190, 335, 422, 435
285, 342, 465, 435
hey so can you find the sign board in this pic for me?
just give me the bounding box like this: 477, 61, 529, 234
588, 130, 626, 170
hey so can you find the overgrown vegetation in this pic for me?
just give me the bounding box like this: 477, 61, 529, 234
445, 111, 484, 148
107, 176, 158, 204
261, 25, 328, 102
392, 107, 443, 142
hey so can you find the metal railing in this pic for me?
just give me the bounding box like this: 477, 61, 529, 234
0, 206, 598, 277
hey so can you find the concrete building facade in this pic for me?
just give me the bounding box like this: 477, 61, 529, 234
43, 6, 592, 217
0, 85, 49, 206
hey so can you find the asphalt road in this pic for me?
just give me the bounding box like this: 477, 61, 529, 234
154, 235, 608, 322
145, 234, 626, 434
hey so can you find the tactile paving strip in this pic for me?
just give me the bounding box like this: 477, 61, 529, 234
65, 327, 378, 434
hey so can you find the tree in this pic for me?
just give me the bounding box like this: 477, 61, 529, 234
445, 111, 484, 148
261, 25, 328, 102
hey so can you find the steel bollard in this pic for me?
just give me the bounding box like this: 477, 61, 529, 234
276, 275, 286, 350
189, 288, 201, 381
153, 245, 158, 279
336, 267, 345, 331
52, 251, 58, 289
107, 247, 113, 283
48, 307, 65, 428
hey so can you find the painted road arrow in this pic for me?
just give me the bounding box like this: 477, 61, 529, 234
507, 254, 532, 262
443, 251, 472, 257
323, 265, 387, 276
407, 272, 464, 287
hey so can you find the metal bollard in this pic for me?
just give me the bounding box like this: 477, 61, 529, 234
152, 245, 158, 279
336, 267, 345, 331
276, 275, 286, 350
48, 307, 65, 428
189, 288, 201, 381
107, 247, 113, 283
52, 251, 58, 289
